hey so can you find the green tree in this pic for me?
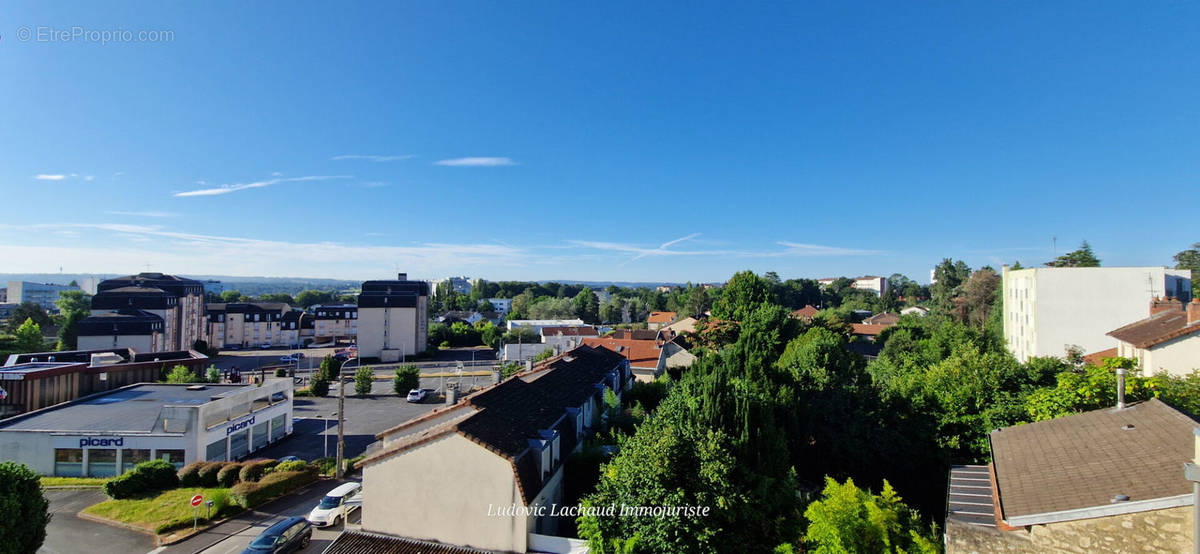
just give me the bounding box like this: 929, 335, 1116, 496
54, 290, 91, 316
54, 291, 91, 351
1045, 240, 1101, 267
354, 366, 374, 395
573, 288, 600, 324
479, 322, 501, 349
393, 365, 420, 395
6, 302, 51, 334
962, 268, 1000, 329
257, 293, 295, 304
1173, 242, 1200, 294
164, 365, 198, 383
206, 366, 221, 383
294, 289, 335, 308
711, 270, 775, 321
476, 299, 497, 313
802, 477, 940, 554
56, 310, 85, 351
220, 290, 244, 303
13, 319, 45, 353
310, 371, 330, 397
0, 461, 51, 554
929, 259, 971, 317
599, 300, 623, 324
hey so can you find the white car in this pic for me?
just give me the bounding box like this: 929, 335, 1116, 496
306, 482, 362, 527
406, 389, 427, 403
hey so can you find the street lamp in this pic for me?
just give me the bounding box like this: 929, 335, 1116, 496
336, 357, 358, 478
324, 412, 337, 459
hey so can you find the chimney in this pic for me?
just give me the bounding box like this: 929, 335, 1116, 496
1116, 367, 1126, 409
397, 273, 407, 281
1189, 298, 1200, 326
1150, 296, 1182, 316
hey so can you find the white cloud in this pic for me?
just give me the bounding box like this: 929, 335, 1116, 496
35, 174, 66, 180
361, 181, 389, 188
271, 172, 283, 177
105, 211, 179, 218
84, 175, 95, 181
774, 242, 883, 256
434, 157, 516, 167
173, 175, 351, 197
333, 154, 416, 162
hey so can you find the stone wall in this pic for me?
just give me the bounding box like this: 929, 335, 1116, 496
947, 506, 1195, 554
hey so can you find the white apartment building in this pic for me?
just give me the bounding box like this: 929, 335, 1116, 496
356, 274, 429, 362
6, 281, 80, 312
485, 298, 512, 316
1002, 266, 1193, 362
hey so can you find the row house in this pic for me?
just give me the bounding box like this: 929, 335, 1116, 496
204, 302, 294, 349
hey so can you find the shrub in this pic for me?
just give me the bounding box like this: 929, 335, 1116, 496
354, 366, 374, 395
238, 460, 277, 483
310, 374, 330, 397
393, 365, 420, 395
196, 462, 226, 488
177, 461, 206, 487
273, 460, 308, 473
275, 367, 287, 377
217, 463, 243, 488
0, 461, 51, 553
228, 468, 318, 508
103, 459, 180, 499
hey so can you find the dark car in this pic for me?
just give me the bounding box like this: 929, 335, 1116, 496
242, 516, 312, 553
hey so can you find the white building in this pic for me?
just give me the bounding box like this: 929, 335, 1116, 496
1108, 298, 1200, 376
430, 276, 472, 296
485, 298, 512, 316
6, 281, 79, 312
852, 275, 889, 296
506, 319, 585, 334
1002, 266, 1193, 362
356, 274, 429, 362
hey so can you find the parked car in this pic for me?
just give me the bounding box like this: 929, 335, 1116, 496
406, 389, 428, 403
261, 343, 273, 349
280, 354, 304, 363
242, 516, 311, 553
306, 482, 362, 527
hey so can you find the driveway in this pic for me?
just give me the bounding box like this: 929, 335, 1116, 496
39, 489, 157, 554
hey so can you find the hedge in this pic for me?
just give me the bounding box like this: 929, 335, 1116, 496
103, 460, 180, 499
228, 468, 318, 508
272, 460, 308, 473
177, 462, 206, 487
239, 459, 278, 483
217, 463, 243, 488
196, 462, 226, 488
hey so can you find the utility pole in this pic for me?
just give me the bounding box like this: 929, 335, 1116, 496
336, 358, 351, 478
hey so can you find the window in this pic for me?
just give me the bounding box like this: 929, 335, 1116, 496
230, 429, 249, 459
121, 449, 151, 473
271, 414, 287, 441
252, 422, 269, 452
88, 449, 118, 477
206, 439, 227, 461
157, 449, 186, 470
55, 449, 83, 477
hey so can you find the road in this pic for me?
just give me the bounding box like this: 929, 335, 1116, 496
39, 489, 156, 554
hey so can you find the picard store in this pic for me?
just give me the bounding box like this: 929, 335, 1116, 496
0, 380, 293, 477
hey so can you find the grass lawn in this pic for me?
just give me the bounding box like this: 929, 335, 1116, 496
41, 476, 110, 488
83, 487, 243, 534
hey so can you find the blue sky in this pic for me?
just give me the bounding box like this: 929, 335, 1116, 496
1, 2, 1197, 283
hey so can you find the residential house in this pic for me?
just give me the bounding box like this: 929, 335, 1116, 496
791, 305, 820, 322
850, 323, 890, 342
945, 398, 1197, 553
357, 274, 430, 362
436, 311, 485, 326
851, 275, 888, 296
355, 345, 629, 553
541, 326, 599, 352
647, 311, 676, 330
663, 316, 698, 335
582, 336, 668, 381
485, 298, 513, 317
1002, 265, 1193, 362
863, 312, 900, 326
1107, 297, 1200, 376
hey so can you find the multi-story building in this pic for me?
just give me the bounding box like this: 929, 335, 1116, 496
815, 276, 889, 296
204, 302, 294, 349
1002, 266, 1193, 362
87, 273, 205, 352
77, 310, 165, 352
6, 281, 80, 312
485, 298, 512, 316
312, 304, 358, 344
430, 276, 472, 296
357, 274, 429, 362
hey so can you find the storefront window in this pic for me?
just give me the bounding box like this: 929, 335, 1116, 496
157, 449, 186, 470
54, 449, 83, 477
271, 414, 286, 442
229, 429, 249, 460
206, 439, 227, 461
120, 449, 151, 474
252, 422, 268, 452
87, 449, 117, 477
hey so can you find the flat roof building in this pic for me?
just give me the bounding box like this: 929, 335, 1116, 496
357, 274, 429, 362
6, 281, 79, 313
0, 380, 292, 477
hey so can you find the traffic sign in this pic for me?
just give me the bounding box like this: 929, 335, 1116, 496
190, 494, 204, 507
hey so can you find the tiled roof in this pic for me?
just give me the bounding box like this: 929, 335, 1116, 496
1107, 307, 1200, 349
850, 323, 889, 336
581, 337, 662, 368
648, 311, 676, 324
608, 329, 659, 341
1082, 347, 1118, 366
990, 399, 1196, 525
791, 305, 819, 319
322, 530, 494, 553
864, 312, 900, 326
540, 326, 599, 337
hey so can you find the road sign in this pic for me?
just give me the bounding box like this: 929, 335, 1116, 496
190, 494, 204, 507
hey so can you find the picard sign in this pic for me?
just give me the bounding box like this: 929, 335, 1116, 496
226, 415, 255, 436
79, 437, 125, 448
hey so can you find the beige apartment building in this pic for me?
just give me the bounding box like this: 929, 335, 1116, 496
312, 304, 357, 344
204, 302, 295, 349
356, 274, 428, 362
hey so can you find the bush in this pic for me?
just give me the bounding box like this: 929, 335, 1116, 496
228, 469, 318, 508
177, 461, 206, 487
310, 374, 330, 397
103, 460, 180, 499
217, 463, 243, 488
354, 366, 374, 395
393, 365, 420, 395
238, 460, 277, 483
627, 380, 669, 413
196, 462, 226, 488
275, 367, 287, 377
273, 460, 309, 473
0, 461, 51, 553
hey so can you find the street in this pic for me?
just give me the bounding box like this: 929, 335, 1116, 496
39, 489, 155, 554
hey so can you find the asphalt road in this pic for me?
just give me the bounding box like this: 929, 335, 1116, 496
39, 489, 156, 554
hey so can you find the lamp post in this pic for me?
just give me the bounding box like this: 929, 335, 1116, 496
324, 412, 337, 459
335, 357, 357, 478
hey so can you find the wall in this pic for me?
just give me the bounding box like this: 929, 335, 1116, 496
78, 333, 155, 353
362, 433, 528, 552
946, 506, 1194, 554
1143, 334, 1200, 377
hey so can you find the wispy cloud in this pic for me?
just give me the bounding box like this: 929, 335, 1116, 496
570, 237, 883, 264
434, 157, 516, 167
84, 175, 95, 181
333, 154, 416, 162
35, 174, 66, 181
173, 175, 351, 197
361, 181, 389, 188
775, 242, 883, 256
105, 211, 179, 218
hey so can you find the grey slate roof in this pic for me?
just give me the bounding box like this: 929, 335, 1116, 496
0, 383, 252, 433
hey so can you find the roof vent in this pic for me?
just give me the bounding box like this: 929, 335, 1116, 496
186, 385, 207, 391
1111, 494, 1130, 503
1122, 424, 1136, 431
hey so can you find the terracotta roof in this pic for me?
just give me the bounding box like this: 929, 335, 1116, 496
850, 323, 889, 336
1082, 347, 1118, 366
540, 326, 599, 337
791, 305, 819, 319
990, 399, 1197, 526
322, 530, 493, 553
1107, 308, 1200, 349
648, 311, 676, 324
609, 329, 659, 340
581, 337, 662, 368
863, 312, 900, 326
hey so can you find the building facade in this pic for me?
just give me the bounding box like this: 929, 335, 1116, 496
313, 304, 358, 343
87, 273, 205, 352
1108, 297, 1200, 376
6, 281, 79, 312
357, 274, 429, 362
204, 302, 294, 349
1002, 266, 1193, 362
77, 310, 165, 352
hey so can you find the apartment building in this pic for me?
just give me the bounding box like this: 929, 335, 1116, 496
312, 304, 357, 343
816, 276, 890, 296
87, 273, 205, 352
204, 302, 294, 349
6, 281, 80, 312
354, 345, 629, 553
430, 276, 472, 296
77, 310, 165, 352
357, 274, 429, 362
1002, 266, 1193, 362
485, 298, 512, 316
